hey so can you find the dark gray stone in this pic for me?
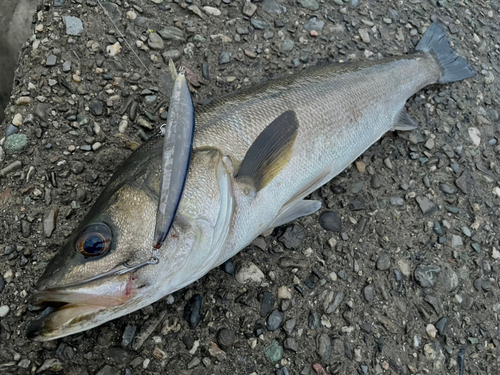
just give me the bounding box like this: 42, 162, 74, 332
415, 264, 441, 288
267, 310, 284, 331
279, 224, 304, 250
376, 252, 391, 271
183, 294, 202, 329
319, 211, 341, 232
217, 328, 235, 350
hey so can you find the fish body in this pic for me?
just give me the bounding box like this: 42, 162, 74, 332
27, 23, 475, 340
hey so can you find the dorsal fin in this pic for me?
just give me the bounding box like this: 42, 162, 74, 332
236, 110, 299, 191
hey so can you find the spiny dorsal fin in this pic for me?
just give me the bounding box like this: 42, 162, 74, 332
236, 110, 299, 191
393, 108, 419, 131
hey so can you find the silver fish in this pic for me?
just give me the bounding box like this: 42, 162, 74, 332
27, 23, 474, 341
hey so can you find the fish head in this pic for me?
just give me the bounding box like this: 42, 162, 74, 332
27, 178, 189, 341
27, 148, 230, 341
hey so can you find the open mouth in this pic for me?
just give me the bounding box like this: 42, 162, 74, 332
26, 285, 133, 341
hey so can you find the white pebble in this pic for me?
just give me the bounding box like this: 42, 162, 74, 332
492, 247, 500, 260
426, 324, 437, 338
0, 305, 10, 317
235, 262, 265, 284
493, 187, 500, 197
278, 286, 292, 299
468, 127, 481, 146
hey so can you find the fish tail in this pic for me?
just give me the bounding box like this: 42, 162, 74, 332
416, 23, 475, 84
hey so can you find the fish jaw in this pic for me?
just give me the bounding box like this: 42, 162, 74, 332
27, 273, 138, 341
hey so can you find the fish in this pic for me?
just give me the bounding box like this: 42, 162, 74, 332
27, 23, 475, 341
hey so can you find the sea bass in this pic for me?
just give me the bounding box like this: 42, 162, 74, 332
27, 23, 475, 340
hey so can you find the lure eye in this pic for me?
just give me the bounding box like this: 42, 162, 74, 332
76, 223, 112, 257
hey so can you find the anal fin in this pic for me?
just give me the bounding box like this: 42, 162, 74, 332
236, 110, 299, 191
267, 199, 321, 230
393, 108, 419, 131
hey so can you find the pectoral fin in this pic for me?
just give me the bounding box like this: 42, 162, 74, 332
393, 108, 418, 131
267, 199, 321, 230
236, 110, 299, 191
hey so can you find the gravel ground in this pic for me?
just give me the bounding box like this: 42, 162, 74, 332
1, 0, 500, 374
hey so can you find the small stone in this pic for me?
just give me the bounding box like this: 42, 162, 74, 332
43, 208, 58, 238
242, 2, 257, 16
63, 61, 72, 72
358, 29, 370, 43
308, 310, 319, 329
12, 113, 23, 126
0, 305, 9, 317
435, 317, 448, 335
424, 138, 435, 149
426, 324, 438, 338
281, 38, 294, 52
376, 252, 390, 270
264, 340, 283, 363
267, 310, 284, 331
279, 224, 304, 250
158, 27, 184, 42
148, 32, 165, 50
219, 52, 231, 64
415, 264, 441, 288
284, 338, 298, 352
162, 50, 182, 62
298, 0, 319, 10
284, 319, 296, 335
451, 235, 463, 248
63, 16, 84, 36
0, 276, 4, 293
236, 262, 265, 284
319, 211, 341, 232
122, 325, 137, 347
4, 134, 28, 154
107, 42, 122, 56
278, 286, 292, 299
203, 6, 221, 15
251, 18, 270, 30
317, 334, 332, 361
46, 55, 57, 66
416, 196, 437, 216
183, 294, 202, 329
363, 285, 374, 302
217, 328, 234, 350
468, 127, 481, 146
455, 172, 474, 194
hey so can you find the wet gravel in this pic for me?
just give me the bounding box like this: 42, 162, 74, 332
1, 0, 500, 374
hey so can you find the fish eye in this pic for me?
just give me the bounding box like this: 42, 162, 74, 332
76, 223, 112, 257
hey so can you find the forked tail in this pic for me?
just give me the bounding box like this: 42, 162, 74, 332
416, 23, 475, 84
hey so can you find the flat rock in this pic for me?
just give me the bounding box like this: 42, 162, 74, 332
415, 264, 441, 288
235, 262, 265, 283
63, 16, 83, 36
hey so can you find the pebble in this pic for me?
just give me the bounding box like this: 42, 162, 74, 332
219, 52, 231, 64
37, 359, 63, 373
363, 285, 374, 302
12, 113, 22, 126
242, 2, 257, 17
358, 29, 370, 43
279, 224, 304, 250
468, 127, 481, 146
282, 39, 295, 52
297, 0, 319, 10
217, 328, 234, 350
148, 32, 164, 50
203, 6, 221, 16
122, 325, 137, 347
4, 134, 28, 154
260, 291, 274, 317
236, 262, 265, 284
183, 294, 202, 329
107, 42, 122, 56
414, 264, 441, 288
43, 208, 58, 238
264, 340, 283, 363
46, 55, 57, 66
376, 252, 390, 270
267, 310, 284, 331
426, 324, 438, 338
304, 18, 324, 33
319, 211, 341, 232
278, 286, 292, 299
158, 27, 184, 41
435, 317, 448, 335
63, 16, 83, 36
317, 334, 332, 361
455, 171, 474, 194
0, 305, 9, 317
0, 276, 4, 293
415, 196, 437, 216
308, 310, 319, 329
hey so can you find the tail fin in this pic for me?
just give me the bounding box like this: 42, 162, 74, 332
416, 23, 475, 84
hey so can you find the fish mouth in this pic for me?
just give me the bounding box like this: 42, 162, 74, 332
27, 280, 134, 341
